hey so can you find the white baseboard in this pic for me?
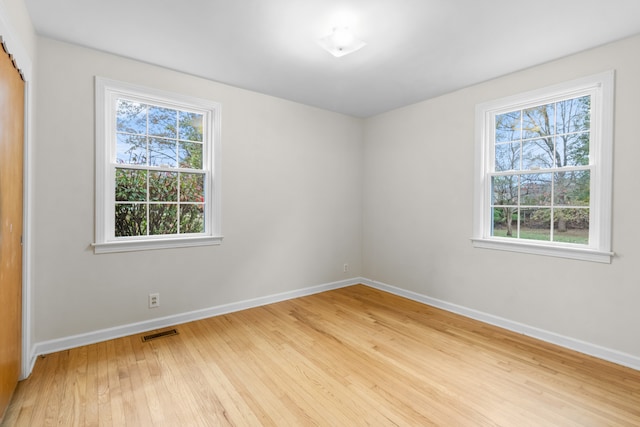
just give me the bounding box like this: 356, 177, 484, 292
360, 277, 640, 372
28, 276, 640, 377
28, 277, 360, 375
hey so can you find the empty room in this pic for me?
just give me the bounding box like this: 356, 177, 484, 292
1, 0, 640, 425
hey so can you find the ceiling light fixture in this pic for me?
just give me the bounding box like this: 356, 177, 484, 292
317, 27, 366, 58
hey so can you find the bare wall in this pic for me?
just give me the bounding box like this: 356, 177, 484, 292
362, 34, 640, 358
33, 37, 363, 342
1, 0, 36, 57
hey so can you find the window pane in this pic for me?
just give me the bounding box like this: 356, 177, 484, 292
148, 106, 177, 138
495, 111, 521, 142
180, 204, 205, 233
179, 111, 203, 142
553, 208, 589, 244
149, 137, 177, 167
149, 204, 177, 235
520, 174, 552, 206
149, 171, 178, 202
116, 99, 147, 135
180, 173, 205, 202
556, 133, 589, 167
522, 138, 554, 170
523, 103, 555, 139
492, 175, 518, 205
116, 168, 147, 202
115, 203, 147, 237
179, 142, 203, 169
554, 171, 590, 206
519, 208, 551, 241
492, 206, 517, 238
117, 134, 147, 165
556, 96, 590, 134
495, 142, 520, 171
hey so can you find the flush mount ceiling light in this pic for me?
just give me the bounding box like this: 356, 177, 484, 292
317, 27, 366, 58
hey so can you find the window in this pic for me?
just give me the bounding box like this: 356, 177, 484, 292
94, 77, 222, 253
472, 71, 614, 263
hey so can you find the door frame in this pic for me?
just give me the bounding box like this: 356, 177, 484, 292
0, 3, 34, 379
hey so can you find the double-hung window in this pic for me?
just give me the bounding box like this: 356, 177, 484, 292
472, 71, 614, 263
94, 78, 222, 253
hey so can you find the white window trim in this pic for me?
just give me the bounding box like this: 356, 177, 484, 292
472, 71, 614, 263
93, 77, 223, 253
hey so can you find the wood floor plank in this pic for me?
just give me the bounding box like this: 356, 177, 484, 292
104, 339, 125, 427
3, 284, 640, 426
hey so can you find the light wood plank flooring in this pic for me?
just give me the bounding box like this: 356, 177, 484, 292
3, 285, 640, 426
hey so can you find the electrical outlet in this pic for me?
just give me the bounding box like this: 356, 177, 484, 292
149, 293, 160, 308
343, 263, 349, 273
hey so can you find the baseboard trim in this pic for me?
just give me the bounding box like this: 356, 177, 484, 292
29, 276, 640, 376
30, 277, 360, 372
360, 277, 640, 371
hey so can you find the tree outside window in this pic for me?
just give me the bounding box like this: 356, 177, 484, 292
114, 100, 206, 237
491, 96, 590, 244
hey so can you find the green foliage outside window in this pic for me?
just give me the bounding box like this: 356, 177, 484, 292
114, 99, 206, 237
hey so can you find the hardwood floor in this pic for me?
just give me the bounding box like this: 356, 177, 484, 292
3, 285, 640, 426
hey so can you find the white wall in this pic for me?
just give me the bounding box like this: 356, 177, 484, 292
363, 34, 640, 359
33, 38, 363, 343
0, 0, 36, 59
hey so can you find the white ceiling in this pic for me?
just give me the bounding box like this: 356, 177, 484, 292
25, 0, 640, 117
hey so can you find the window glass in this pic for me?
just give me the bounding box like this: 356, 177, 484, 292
490, 96, 591, 245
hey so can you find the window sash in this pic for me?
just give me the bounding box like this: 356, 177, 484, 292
112, 166, 209, 238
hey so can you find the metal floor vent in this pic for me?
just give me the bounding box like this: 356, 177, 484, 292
142, 328, 179, 342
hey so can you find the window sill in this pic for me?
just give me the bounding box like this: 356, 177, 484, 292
92, 235, 223, 254
471, 238, 613, 263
